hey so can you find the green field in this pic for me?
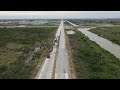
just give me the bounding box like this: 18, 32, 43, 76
67, 30, 120, 79
0, 27, 57, 79
89, 27, 120, 45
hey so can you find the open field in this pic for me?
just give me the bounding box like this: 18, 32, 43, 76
66, 19, 120, 27
0, 27, 57, 79
67, 29, 120, 79
0, 19, 60, 26
89, 27, 120, 45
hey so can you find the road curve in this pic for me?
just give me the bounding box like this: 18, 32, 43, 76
78, 28, 120, 60
66, 20, 120, 60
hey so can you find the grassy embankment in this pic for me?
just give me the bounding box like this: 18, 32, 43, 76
67, 30, 120, 79
0, 27, 57, 79
89, 27, 120, 45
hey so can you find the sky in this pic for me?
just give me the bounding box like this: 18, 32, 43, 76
0, 11, 120, 19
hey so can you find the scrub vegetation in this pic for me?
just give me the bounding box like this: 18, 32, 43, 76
67, 30, 120, 79
0, 27, 57, 79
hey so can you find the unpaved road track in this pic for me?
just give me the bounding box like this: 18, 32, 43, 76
35, 47, 57, 79
66, 20, 78, 27
55, 20, 69, 79
35, 22, 61, 79
36, 20, 70, 79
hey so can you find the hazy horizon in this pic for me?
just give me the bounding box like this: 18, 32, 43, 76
0, 11, 120, 19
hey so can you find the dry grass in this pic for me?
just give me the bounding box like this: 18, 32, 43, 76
0, 50, 22, 66
6, 43, 26, 50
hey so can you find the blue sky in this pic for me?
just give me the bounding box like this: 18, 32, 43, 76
0, 11, 120, 19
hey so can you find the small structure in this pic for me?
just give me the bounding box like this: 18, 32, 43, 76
66, 30, 75, 35
65, 26, 73, 30
16, 25, 26, 27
